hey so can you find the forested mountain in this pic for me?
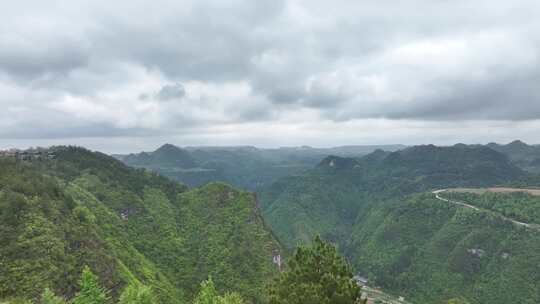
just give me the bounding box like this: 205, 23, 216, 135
0, 147, 280, 304
486, 140, 540, 173
260, 144, 526, 248
117, 144, 405, 191
349, 193, 540, 304
4, 143, 540, 304
259, 144, 540, 303
122, 143, 198, 168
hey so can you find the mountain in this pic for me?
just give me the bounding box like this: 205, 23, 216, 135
485, 140, 540, 173
118, 144, 405, 191
260, 144, 540, 303
260, 144, 526, 248
349, 192, 540, 304
0, 147, 280, 303
122, 143, 197, 168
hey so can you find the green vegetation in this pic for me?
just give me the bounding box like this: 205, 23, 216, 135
4, 142, 540, 304
486, 140, 540, 173
349, 193, 540, 304
259, 145, 540, 303
444, 191, 540, 225
41, 289, 66, 304
268, 236, 364, 304
193, 278, 244, 304
18, 265, 162, 304
0, 147, 279, 303
260, 145, 525, 249
118, 284, 154, 304
119, 144, 404, 191
72, 266, 108, 304
5, 236, 372, 304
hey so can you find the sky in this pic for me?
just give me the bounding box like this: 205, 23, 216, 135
1, 0, 540, 153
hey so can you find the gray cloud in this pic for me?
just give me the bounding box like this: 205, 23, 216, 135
156, 83, 186, 101
1, 0, 540, 149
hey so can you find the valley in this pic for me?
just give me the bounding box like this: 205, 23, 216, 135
3, 141, 540, 304
3, 1, 540, 303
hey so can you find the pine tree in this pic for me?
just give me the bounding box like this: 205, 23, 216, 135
193, 278, 219, 304
118, 284, 155, 304
217, 292, 243, 304
41, 288, 65, 304
193, 278, 244, 304
268, 236, 365, 304
72, 266, 108, 304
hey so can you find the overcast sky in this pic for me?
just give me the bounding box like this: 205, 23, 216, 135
1, 0, 540, 153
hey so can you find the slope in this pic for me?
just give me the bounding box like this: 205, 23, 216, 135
0, 147, 280, 304
349, 193, 540, 304
259, 144, 526, 249
486, 140, 540, 173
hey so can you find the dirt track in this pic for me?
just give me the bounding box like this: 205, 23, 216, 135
449, 187, 540, 196
432, 189, 539, 230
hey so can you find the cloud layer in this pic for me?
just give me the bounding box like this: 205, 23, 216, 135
1, 0, 540, 151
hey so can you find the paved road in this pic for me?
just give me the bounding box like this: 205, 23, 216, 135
432, 189, 534, 229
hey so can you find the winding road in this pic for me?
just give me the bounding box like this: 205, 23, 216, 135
432, 189, 536, 229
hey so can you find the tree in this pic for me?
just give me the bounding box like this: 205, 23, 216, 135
41, 288, 65, 304
118, 284, 155, 304
193, 278, 219, 304
268, 236, 365, 304
217, 293, 243, 304
193, 278, 244, 304
72, 266, 108, 304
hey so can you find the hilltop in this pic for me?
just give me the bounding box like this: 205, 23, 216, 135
485, 140, 540, 172
260, 144, 526, 248
0, 147, 280, 303
117, 143, 405, 190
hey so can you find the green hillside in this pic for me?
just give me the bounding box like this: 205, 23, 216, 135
259, 144, 540, 303
477, 140, 540, 173
349, 193, 540, 304
260, 144, 526, 249
0, 147, 279, 304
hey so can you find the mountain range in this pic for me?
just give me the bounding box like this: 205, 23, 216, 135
115, 144, 406, 190
4, 141, 540, 303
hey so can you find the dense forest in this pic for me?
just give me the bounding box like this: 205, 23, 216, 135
258, 144, 540, 303
3, 143, 540, 304
349, 193, 540, 304
259, 144, 526, 248
0, 147, 279, 303
2, 229, 366, 304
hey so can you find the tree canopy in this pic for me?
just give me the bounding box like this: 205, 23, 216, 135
268, 236, 364, 304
